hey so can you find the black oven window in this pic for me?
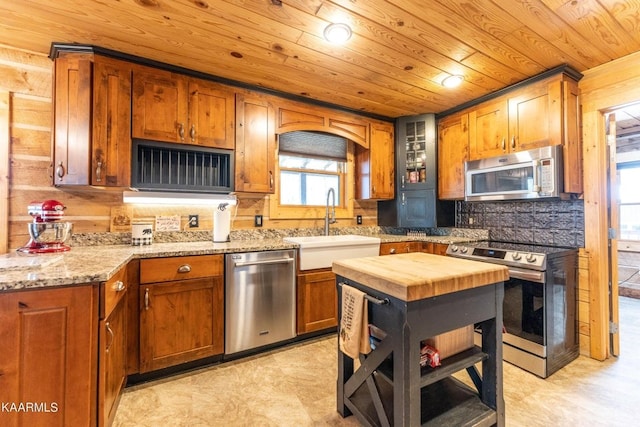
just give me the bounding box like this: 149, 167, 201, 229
503, 279, 544, 345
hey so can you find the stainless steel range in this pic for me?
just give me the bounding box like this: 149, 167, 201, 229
446, 241, 579, 378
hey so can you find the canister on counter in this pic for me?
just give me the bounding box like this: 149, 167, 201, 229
131, 222, 153, 246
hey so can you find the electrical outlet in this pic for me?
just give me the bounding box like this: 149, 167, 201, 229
254, 215, 263, 227
188, 214, 199, 228
356, 215, 362, 225
469, 217, 474, 225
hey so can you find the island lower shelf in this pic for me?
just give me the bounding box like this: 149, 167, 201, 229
348, 375, 497, 427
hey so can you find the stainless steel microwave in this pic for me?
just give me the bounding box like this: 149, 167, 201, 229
465, 145, 563, 201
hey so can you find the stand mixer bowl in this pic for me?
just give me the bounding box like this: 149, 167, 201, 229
28, 222, 73, 244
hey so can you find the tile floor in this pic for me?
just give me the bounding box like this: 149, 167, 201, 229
114, 297, 640, 426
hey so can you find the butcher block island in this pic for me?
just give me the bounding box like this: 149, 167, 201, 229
333, 253, 509, 427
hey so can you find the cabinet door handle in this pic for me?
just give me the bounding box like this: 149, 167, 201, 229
105, 321, 114, 353
501, 138, 506, 150
269, 171, 274, 190
95, 161, 103, 182
401, 193, 406, 205
178, 123, 185, 141
177, 264, 192, 273
511, 136, 516, 149
190, 124, 196, 142
56, 161, 65, 178
112, 280, 125, 292
144, 288, 150, 310
401, 175, 405, 189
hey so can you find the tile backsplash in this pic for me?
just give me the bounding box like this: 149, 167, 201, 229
455, 199, 585, 248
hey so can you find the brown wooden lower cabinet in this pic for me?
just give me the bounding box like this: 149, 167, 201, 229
0, 284, 99, 427
422, 242, 449, 255
139, 276, 224, 372
138, 255, 224, 373
99, 266, 128, 427
297, 269, 338, 334
379, 241, 422, 255
99, 296, 126, 427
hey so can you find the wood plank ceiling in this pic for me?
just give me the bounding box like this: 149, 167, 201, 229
1, 0, 640, 120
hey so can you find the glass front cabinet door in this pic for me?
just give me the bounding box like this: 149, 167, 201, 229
397, 114, 436, 190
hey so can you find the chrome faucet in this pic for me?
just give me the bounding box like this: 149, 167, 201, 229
324, 188, 337, 235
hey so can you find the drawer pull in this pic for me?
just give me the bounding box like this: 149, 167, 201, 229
56, 161, 65, 178
144, 288, 150, 310
177, 264, 192, 273
95, 161, 103, 182
389, 248, 396, 254
105, 321, 114, 353
112, 280, 126, 292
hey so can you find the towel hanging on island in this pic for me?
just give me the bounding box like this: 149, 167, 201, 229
339, 284, 372, 359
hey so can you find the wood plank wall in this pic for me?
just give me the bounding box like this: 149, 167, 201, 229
580, 50, 640, 360
0, 44, 378, 253
578, 248, 591, 355
0, 90, 9, 253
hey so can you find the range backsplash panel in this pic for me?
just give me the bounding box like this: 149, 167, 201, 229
455, 199, 584, 248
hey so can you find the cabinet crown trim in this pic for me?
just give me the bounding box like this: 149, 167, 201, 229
436, 64, 583, 119
49, 42, 393, 122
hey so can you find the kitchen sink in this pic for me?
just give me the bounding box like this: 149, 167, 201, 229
283, 234, 381, 270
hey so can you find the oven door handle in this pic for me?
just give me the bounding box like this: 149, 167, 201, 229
507, 267, 544, 283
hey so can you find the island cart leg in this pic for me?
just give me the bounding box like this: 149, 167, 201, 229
393, 320, 422, 425
480, 282, 505, 425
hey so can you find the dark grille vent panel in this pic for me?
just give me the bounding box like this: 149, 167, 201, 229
132, 140, 233, 193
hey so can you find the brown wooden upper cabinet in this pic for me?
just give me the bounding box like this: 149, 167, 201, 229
235, 92, 276, 193
132, 67, 235, 149
53, 54, 132, 187
468, 97, 509, 160
356, 121, 395, 200
469, 73, 579, 161
438, 112, 469, 200
441, 69, 582, 196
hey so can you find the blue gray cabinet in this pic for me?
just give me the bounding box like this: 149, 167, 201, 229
378, 114, 453, 228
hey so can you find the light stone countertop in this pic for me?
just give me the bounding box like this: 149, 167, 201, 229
0, 233, 482, 292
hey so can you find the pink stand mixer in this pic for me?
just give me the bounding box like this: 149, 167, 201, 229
17, 199, 73, 254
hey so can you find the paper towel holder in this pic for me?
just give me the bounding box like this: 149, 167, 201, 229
213, 201, 233, 243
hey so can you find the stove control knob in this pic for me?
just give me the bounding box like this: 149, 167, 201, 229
460, 247, 468, 254
450, 245, 459, 253
526, 254, 537, 263
512, 252, 522, 261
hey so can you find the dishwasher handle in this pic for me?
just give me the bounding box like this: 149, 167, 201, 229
234, 257, 294, 267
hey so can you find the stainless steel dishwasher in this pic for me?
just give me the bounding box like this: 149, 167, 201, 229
225, 250, 296, 355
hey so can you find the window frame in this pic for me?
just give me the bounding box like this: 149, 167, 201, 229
269, 136, 355, 220
618, 162, 640, 242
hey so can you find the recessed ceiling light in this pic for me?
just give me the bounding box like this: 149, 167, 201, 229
442, 74, 464, 88
324, 23, 352, 44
